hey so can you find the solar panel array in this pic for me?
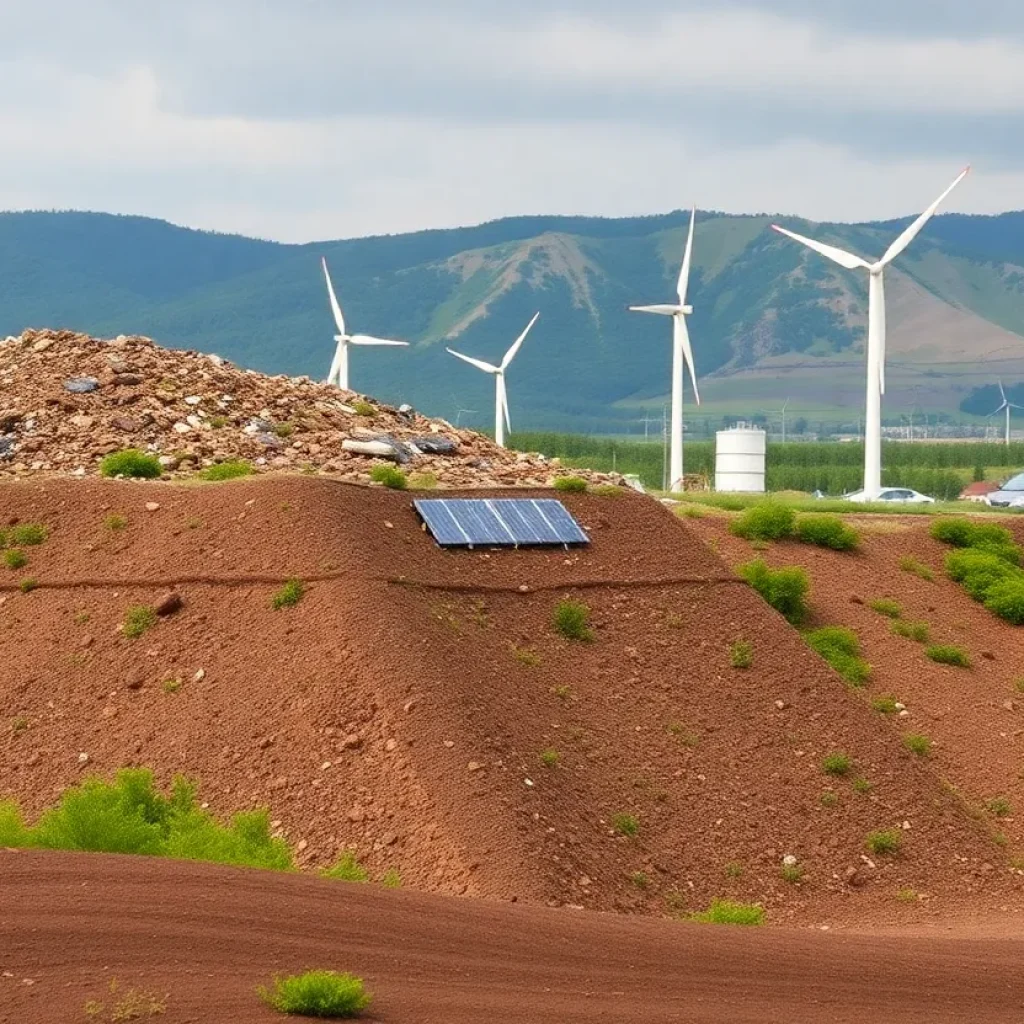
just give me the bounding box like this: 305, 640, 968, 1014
414, 498, 590, 548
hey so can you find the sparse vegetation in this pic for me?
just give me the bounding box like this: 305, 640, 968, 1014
891, 620, 930, 642
794, 514, 859, 551
869, 598, 903, 619
688, 899, 765, 926
3, 548, 27, 569
739, 559, 809, 625
899, 556, 934, 581
903, 733, 933, 757
84, 978, 167, 1021
259, 970, 371, 1018
553, 598, 594, 642
612, 813, 639, 837
724, 862, 744, 878
162, 678, 182, 695
896, 888, 919, 903
781, 863, 804, 883
512, 646, 541, 667
11, 715, 29, 733
539, 748, 560, 768
104, 513, 128, 531
322, 851, 369, 883
730, 501, 795, 541
100, 449, 162, 479
925, 644, 971, 668
380, 867, 402, 889
729, 640, 753, 669
853, 778, 873, 795
866, 829, 903, 856
201, 460, 254, 481
407, 471, 438, 490
369, 464, 407, 489
273, 422, 294, 438
986, 796, 1012, 818
272, 578, 305, 610
822, 752, 852, 777
11, 523, 47, 546
871, 695, 900, 714
804, 626, 871, 685
629, 870, 649, 889
352, 400, 376, 417
19, 577, 38, 593
552, 475, 588, 493
820, 791, 839, 808
122, 605, 157, 639
551, 684, 572, 700
589, 484, 623, 497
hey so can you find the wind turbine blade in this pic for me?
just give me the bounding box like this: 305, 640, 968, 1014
675, 316, 700, 406
348, 335, 409, 347
771, 225, 871, 271
501, 312, 539, 370
999, 379, 1008, 403
677, 206, 696, 306
880, 166, 970, 266
321, 257, 346, 336
629, 304, 683, 316
446, 348, 499, 374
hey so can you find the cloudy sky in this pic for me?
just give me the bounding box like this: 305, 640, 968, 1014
1, 1, 1021, 242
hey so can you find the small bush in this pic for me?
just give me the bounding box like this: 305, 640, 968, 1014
822, 752, 852, 777
273, 579, 305, 610
730, 502, 795, 541
930, 518, 977, 547
781, 863, 804, 883
739, 559, 809, 625
273, 422, 294, 438
322, 851, 369, 883
259, 971, 371, 1018
104, 513, 128, 531
539, 748, 560, 767
122, 605, 157, 639
820, 791, 839, 808
986, 796, 1012, 818
19, 577, 38, 593
612, 813, 639, 837
984, 579, 1024, 625
903, 733, 932, 757
100, 449, 162, 479
853, 778, 873, 795
380, 867, 402, 889
866, 829, 902, 856
805, 627, 871, 685
730, 640, 753, 669
553, 476, 588, 493
946, 549, 1018, 602
11, 523, 47, 546
0, 801, 29, 846
407, 471, 438, 490
896, 888, 919, 903
369, 464, 407, 490
352, 401, 375, 417
869, 598, 902, 619
513, 646, 541, 667
899, 556, 934, 581
553, 598, 594, 641
630, 871, 649, 889
794, 514, 859, 551
201, 460, 254, 481
590, 484, 623, 497
891, 620, 930, 642
162, 678, 182, 695
3, 548, 27, 569
925, 644, 971, 668
688, 899, 765, 926
871, 695, 899, 714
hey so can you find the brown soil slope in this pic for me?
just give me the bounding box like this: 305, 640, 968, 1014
4, 851, 1024, 1024
1, 479, 1021, 926
690, 513, 1024, 851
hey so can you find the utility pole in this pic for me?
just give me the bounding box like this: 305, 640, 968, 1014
782, 398, 790, 445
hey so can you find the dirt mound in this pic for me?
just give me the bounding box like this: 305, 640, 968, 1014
1, 478, 1021, 926
4, 851, 1024, 1024
0, 329, 601, 486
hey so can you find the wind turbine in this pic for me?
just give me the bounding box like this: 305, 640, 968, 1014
446, 313, 539, 447
772, 167, 969, 498
989, 381, 1023, 447
321, 257, 408, 391
629, 205, 700, 493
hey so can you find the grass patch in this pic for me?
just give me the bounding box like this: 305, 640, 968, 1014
553, 598, 594, 641
866, 829, 902, 856
369, 464, 407, 489
794, 514, 859, 551
730, 501, 795, 541
539, 748, 561, 768
611, 813, 639, 837
871, 695, 900, 714
380, 867, 402, 889
729, 640, 753, 669
822, 752, 852, 777
899, 556, 934, 581
259, 971, 371, 1018
739, 559, 809, 625
104, 513, 128, 531
805, 626, 871, 686
820, 790, 839, 808
869, 598, 902, 619
986, 796, 1012, 817
273, 422, 294, 438
688, 899, 765, 926
122, 605, 157, 639
84, 978, 167, 1021
903, 733, 933, 757
10, 523, 47, 546
3, 548, 27, 569
19, 577, 38, 593
322, 851, 369, 883
407, 471, 438, 490
678, 504, 705, 518
551, 684, 572, 700
896, 888, 919, 903
984, 579, 1024, 625
512, 646, 541, 667
724, 861, 744, 878
853, 777, 873, 795
925, 644, 971, 668
553, 475, 588, 493
891, 620, 930, 642
100, 449, 162, 479
352, 401, 376, 417
162, 678, 182, 695
781, 863, 804, 883
272, 579, 305, 610
589, 483, 623, 497
201, 460, 254, 481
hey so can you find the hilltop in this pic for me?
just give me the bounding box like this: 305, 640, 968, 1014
2, 209, 1024, 431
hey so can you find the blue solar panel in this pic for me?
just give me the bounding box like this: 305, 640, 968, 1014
414, 498, 590, 548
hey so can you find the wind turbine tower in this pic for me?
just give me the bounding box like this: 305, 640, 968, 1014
772, 168, 969, 498
990, 381, 1023, 447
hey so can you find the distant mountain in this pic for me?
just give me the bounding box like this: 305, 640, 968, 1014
2, 208, 1024, 433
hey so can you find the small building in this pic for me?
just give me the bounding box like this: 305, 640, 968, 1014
959, 481, 1000, 503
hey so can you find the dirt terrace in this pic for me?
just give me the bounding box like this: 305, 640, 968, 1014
1, 478, 1022, 927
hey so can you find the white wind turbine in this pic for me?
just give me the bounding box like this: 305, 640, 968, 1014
772, 167, 970, 498
446, 313, 539, 448
321, 257, 408, 391
990, 381, 1023, 447
629, 206, 700, 493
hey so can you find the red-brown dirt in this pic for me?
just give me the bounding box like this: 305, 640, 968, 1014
3, 850, 1024, 1024
2, 479, 1023, 928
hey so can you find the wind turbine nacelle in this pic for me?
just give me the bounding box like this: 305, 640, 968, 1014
334, 334, 348, 342
681, 305, 693, 315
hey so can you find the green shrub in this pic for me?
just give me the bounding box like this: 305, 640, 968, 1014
899, 556, 934, 581
11, 523, 47, 546
273, 579, 305, 610
612, 813, 639, 837
122, 605, 157, 639
352, 401, 375, 417
822, 752, 852, 777
794, 514, 859, 551
871, 695, 899, 714
104, 513, 128, 531
869, 598, 902, 619
866, 829, 902, 856
987, 796, 1012, 818
380, 867, 402, 889
805, 627, 871, 685
891, 620, 930, 642
201, 460, 254, 481
322, 851, 369, 883
369, 464, 407, 490
590, 484, 623, 497
539, 748, 561, 767
19, 578, 37, 593
739, 559, 809, 625
553, 476, 588, 493
903, 733, 932, 757
930, 518, 977, 547
932, 519, 1021, 565
944, 549, 1017, 602
100, 449, 162, 479
853, 778, 873, 794
730, 502, 795, 541
984, 579, 1024, 625
688, 899, 765, 926
781, 863, 804, 883
258, 971, 371, 1018
3, 548, 27, 570
0, 801, 29, 846
820, 791, 839, 808
553, 598, 594, 641
729, 640, 753, 669
407, 471, 438, 490
925, 645, 971, 668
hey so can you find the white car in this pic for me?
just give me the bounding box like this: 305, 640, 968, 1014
844, 487, 936, 504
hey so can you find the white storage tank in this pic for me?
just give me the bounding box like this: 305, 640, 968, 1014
715, 423, 766, 493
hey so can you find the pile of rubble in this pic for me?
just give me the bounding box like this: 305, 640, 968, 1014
0, 330, 613, 487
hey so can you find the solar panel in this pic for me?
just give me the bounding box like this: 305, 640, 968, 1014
414, 498, 590, 548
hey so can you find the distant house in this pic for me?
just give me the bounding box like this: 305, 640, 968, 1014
959, 481, 1000, 503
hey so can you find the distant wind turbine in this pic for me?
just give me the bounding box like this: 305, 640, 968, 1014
321, 257, 408, 391
990, 381, 1023, 447
772, 167, 970, 498
446, 313, 540, 448
629, 205, 700, 493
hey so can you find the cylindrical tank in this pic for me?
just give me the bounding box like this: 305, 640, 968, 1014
715, 424, 766, 493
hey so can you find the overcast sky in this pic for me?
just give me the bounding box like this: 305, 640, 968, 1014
1, 1, 1021, 242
